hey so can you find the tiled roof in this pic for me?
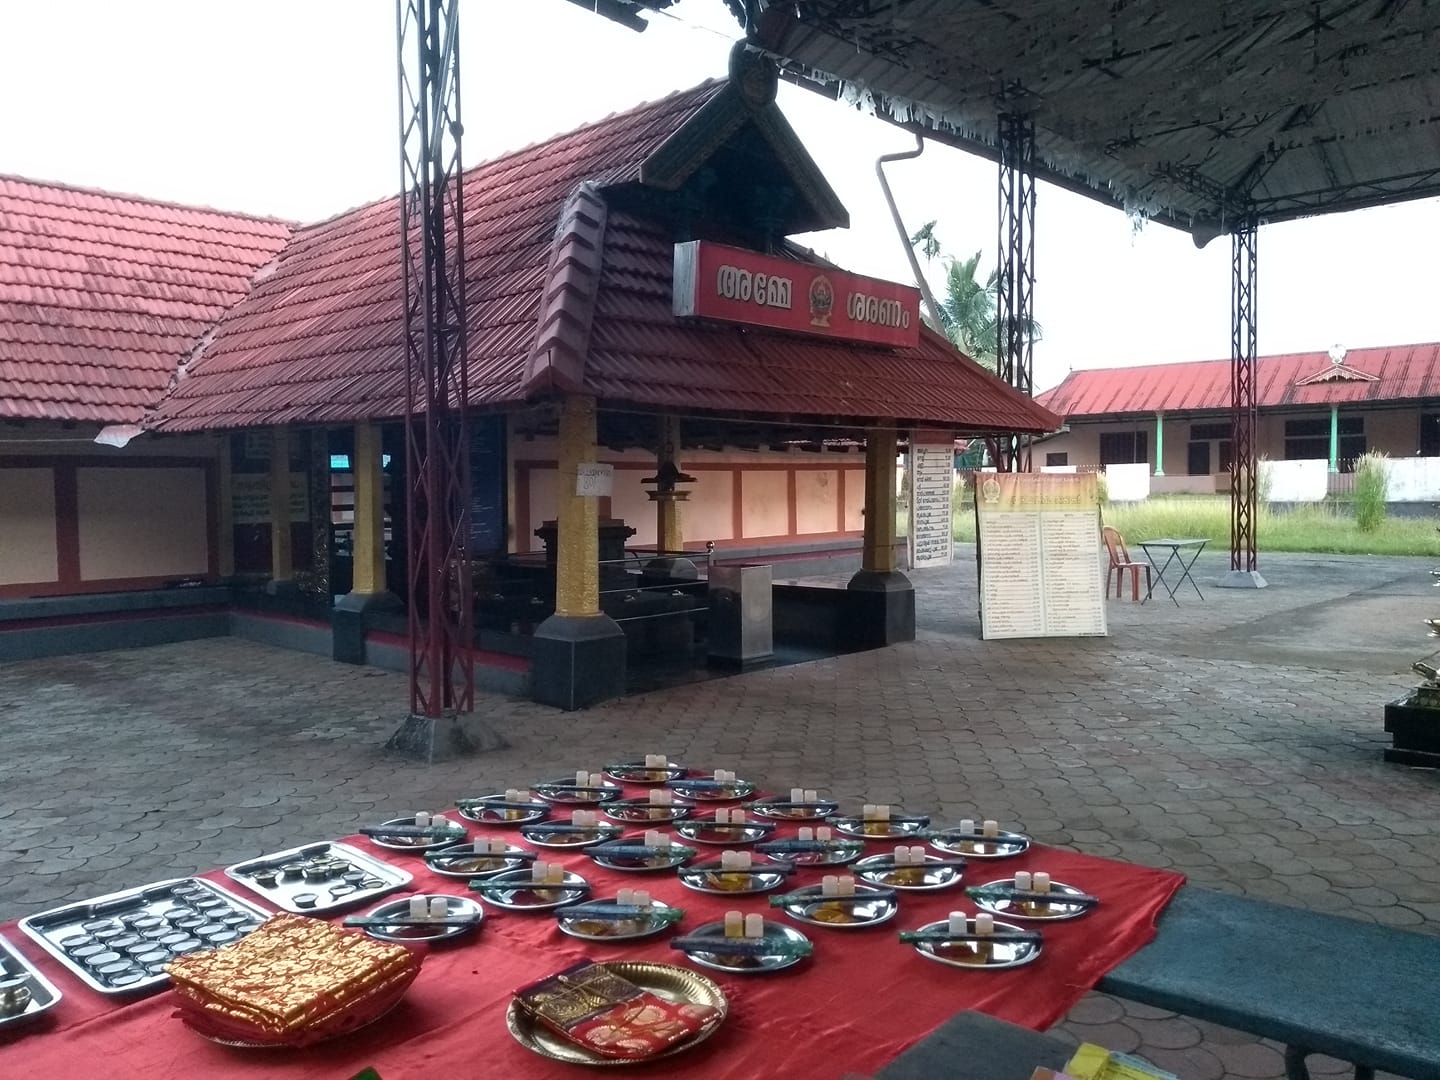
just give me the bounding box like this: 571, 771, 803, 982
150, 82, 728, 431
150, 77, 1057, 436
582, 212, 1060, 433
0, 176, 291, 424
1037, 342, 1440, 420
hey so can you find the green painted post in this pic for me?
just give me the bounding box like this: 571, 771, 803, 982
1329, 405, 1339, 473
1154, 412, 1165, 476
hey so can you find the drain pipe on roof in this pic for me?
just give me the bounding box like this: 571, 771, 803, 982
876, 134, 945, 334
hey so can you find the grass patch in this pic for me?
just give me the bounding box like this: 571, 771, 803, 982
948, 495, 1439, 557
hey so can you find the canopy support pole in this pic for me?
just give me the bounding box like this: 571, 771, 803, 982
1220, 212, 1267, 589
996, 112, 1036, 473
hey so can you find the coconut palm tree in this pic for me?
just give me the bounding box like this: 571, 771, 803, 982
909, 221, 1038, 374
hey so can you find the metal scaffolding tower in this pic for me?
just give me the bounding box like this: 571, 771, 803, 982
393, 0, 473, 726
996, 112, 1036, 472
1223, 214, 1267, 588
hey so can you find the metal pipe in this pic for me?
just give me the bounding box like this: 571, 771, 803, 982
875, 134, 945, 334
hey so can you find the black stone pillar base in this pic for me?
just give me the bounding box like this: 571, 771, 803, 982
1383, 694, 1440, 768
530, 613, 627, 710
332, 591, 403, 664
385, 710, 507, 762
842, 569, 916, 649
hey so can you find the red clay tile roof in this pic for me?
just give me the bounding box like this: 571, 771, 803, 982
150, 78, 1057, 436
149, 82, 728, 431
0, 176, 291, 424
581, 212, 1060, 433
1038, 342, 1440, 420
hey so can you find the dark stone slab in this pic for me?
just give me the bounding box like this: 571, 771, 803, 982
842, 569, 916, 648
876, 1010, 1070, 1080
1098, 886, 1440, 1078
529, 613, 626, 710
0, 612, 228, 662
0, 586, 230, 622
1384, 696, 1440, 753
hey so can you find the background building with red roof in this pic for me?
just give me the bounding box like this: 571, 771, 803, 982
1036, 342, 1440, 490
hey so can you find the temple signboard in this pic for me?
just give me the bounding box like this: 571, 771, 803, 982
975, 472, 1107, 640
673, 241, 921, 348
909, 438, 954, 569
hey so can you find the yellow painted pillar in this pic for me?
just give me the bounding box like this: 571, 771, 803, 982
862, 426, 899, 573
352, 422, 387, 595
656, 415, 684, 553
554, 396, 600, 618
216, 436, 235, 577
269, 426, 293, 583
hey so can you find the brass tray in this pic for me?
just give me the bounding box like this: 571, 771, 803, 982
506, 961, 728, 1067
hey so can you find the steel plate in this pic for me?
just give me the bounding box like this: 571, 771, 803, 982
602, 800, 692, 824
479, 869, 590, 912
456, 797, 548, 827
668, 780, 756, 802
520, 825, 624, 850
603, 762, 688, 785
927, 830, 1030, 859
827, 817, 928, 840
971, 878, 1093, 921
358, 894, 483, 944
776, 885, 898, 930
853, 855, 964, 891
673, 821, 772, 846
506, 961, 727, 1067
367, 817, 466, 853
533, 777, 623, 806
424, 843, 530, 880
677, 865, 789, 896
0, 934, 62, 1030
678, 920, 811, 974
749, 799, 839, 821
909, 919, 1043, 970
555, 899, 681, 942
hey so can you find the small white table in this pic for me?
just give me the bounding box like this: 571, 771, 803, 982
1137, 538, 1209, 606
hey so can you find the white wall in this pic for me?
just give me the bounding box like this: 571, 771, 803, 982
1385, 457, 1440, 501
1105, 462, 1151, 502
1262, 459, 1328, 502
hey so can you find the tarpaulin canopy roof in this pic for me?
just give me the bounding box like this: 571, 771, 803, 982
711, 0, 1440, 236
1038, 341, 1440, 418
149, 76, 1059, 437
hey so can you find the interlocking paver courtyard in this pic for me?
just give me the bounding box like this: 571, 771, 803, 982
3, 549, 1438, 1077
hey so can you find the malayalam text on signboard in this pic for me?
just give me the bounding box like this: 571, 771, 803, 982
910, 442, 954, 569
673, 240, 921, 348
975, 472, 1107, 640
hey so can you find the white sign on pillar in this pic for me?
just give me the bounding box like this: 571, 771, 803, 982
576, 463, 614, 498
910, 441, 954, 568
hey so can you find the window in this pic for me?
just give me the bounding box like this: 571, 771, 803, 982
1099, 431, 1148, 466
1187, 442, 1211, 475
1190, 422, 1230, 441
1045, 452, 1069, 467
1284, 416, 1364, 467
1422, 414, 1440, 456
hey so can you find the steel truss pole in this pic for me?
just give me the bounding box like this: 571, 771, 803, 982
395, 0, 473, 722
1221, 213, 1267, 588
996, 112, 1036, 472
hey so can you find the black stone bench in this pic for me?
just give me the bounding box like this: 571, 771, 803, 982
1098, 887, 1440, 1080
877, 1010, 1071, 1080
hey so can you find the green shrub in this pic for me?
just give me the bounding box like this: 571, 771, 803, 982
1353, 452, 1389, 532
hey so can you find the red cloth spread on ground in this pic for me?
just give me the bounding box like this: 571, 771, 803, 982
0, 782, 1184, 1080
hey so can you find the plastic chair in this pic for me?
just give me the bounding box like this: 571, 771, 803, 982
1102, 526, 1152, 601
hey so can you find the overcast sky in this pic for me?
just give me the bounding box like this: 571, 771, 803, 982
3, 0, 1437, 393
